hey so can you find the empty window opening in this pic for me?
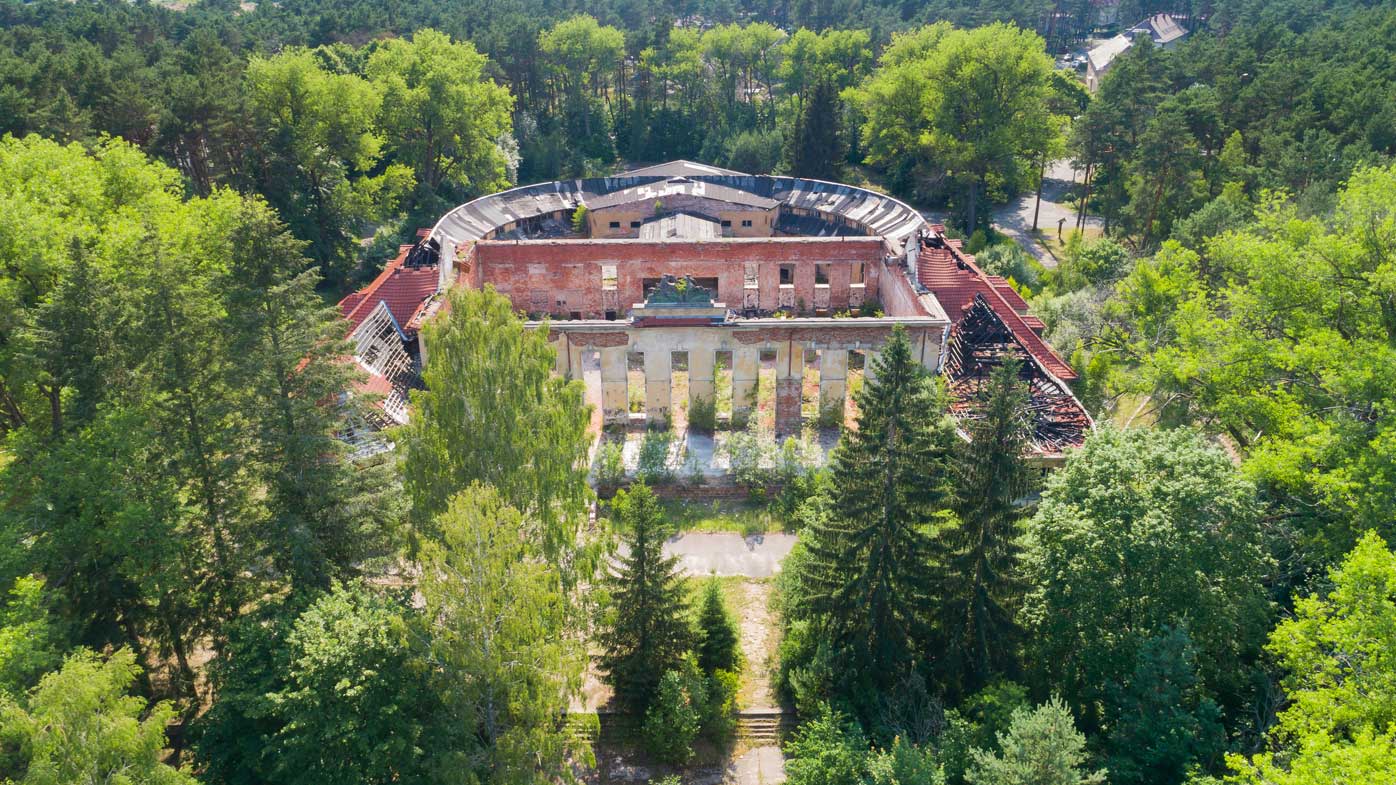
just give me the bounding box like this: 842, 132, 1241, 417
715, 350, 733, 425
744, 263, 760, 287
605, 310, 618, 321
671, 351, 689, 425
627, 352, 645, 414
815, 264, 830, 285
803, 348, 821, 420
779, 264, 796, 285
757, 349, 778, 431
570, 311, 582, 321
601, 264, 618, 289
721, 220, 732, 228
630, 220, 642, 228
609, 221, 621, 229
741, 219, 753, 227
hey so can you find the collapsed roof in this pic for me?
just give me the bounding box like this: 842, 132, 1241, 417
944, 295, 1091, 456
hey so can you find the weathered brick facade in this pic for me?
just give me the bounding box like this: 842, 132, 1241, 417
474, 237, 884, 318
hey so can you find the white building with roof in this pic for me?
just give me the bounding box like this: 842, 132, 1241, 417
1085, 13, 1190, 92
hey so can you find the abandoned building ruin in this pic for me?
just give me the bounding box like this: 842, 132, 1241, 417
340, 160, 1091, 463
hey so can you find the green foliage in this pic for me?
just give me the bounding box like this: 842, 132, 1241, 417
689, 394, 717, 433
936, 358, 1034, 695
965, 698, 1105, 785
867, 737, 946, 785
0, 136, 397, 698
244, 48, 412, 283
1023, 427, 1272, 726
696, 577, 741, 675
722, 420, 777, 491
976, 243, 1042, 293
571, 204, 589, 235
1103, 628, 1224, 785
593, 440, 626, 488
1106, 165, 1396, 569
725, 128, 785, 175
366, 29, 515, 211
597, 483, 692, 712
855, 23, 1062, 228
1228, 531, 1396, 784
786, 79, 844, 180
784, 703, 871, 785
1046, 237, 1132, 293
196, 585, 440, 785
637, 428, 674, 483
791, 326, 957, 715
1, 648, 195, 785
401, 285, 592, 566
0, 577, 62, 698
705, 668, 741, 742
420, 484, 587, 784
643, 660, 706, 765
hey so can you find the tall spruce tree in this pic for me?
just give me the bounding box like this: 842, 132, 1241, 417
937, 357, 1035, 696
787, 79, 844, 181
696, 576, 740, 675
799, 326, 958, 703
597, 483, 692, 712
222, 202, 401, 593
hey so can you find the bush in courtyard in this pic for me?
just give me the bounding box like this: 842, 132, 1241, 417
593, 441, 625, 488
643, 661, 707, 764
689, 394, 717, 432
637, 429, 673, 483
722, 421, 775, 490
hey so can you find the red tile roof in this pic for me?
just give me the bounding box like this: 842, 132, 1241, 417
338, 245, 440, 335
917, 242, 1077, 381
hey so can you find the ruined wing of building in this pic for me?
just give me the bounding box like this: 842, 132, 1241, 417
339, 161, 1092, 463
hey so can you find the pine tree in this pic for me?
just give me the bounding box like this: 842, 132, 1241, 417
799, 326, 958, 701
788, 79, 844, 180
597, 483, 693, 712
223, 202, 401, 593
696, 577, 740, 675
937, 357, 1034, 696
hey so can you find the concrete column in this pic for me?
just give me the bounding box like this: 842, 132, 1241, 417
644, 350, 672, 427
774, 341, 802, 437
818, 349, 848, 425
553, 336, 569, 376
599, 346, 629, 427
688, 348, 715, 414
731, 348, 760, 425
566, 341, 585, 381
864, 348, 882, 385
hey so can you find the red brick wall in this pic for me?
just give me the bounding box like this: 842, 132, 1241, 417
473, 237, 886, 318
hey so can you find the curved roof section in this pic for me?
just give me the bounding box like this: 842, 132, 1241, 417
428, 166, 930, 253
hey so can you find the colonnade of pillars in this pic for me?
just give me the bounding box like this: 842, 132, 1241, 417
566, 342, 880, 436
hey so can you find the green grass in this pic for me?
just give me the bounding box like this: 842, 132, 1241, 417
657, 498, 783, 535
596, 497, 785, 536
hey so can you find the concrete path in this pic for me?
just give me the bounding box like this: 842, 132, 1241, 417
725, 747, 786, 784
624, 532, 798, 578
992, 159, 1102, 269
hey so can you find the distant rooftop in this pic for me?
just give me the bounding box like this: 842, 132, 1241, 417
639, 212, 721, 240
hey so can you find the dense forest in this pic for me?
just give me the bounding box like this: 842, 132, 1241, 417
4, 0, 1396, 783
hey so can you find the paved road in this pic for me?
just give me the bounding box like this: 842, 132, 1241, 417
663, 532, 797, 578
992, 159, 1102, 269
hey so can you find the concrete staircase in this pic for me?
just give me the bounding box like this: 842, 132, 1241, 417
735, 710, 793, 745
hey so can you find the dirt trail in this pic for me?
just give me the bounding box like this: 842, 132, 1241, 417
737, 579, 779, 709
